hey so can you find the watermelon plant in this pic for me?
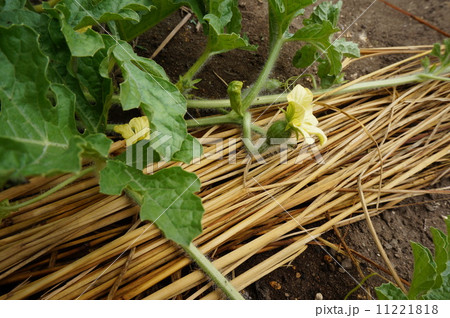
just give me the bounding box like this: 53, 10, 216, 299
0, 0, 448, 299
376, 216, 450, 300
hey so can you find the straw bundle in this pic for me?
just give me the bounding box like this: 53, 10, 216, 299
0, 46, 449, 299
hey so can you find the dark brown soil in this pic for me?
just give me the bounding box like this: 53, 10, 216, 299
135, 0, 450, 299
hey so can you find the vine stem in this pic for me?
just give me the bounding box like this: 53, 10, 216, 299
124, 188, 244, 300
186, 68, 450, 109
241, 37, 285, 110
0, 166, 95, 213
176, 49, 212, 92
241, 111, 259, 153
180, 242, 244, 300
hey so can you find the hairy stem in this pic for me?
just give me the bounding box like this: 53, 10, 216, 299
176, 49, 212, 92
186, 68, 450, 108
181, 242, 244, 300
185, 112, 241, 128
0, 167, 95, 213
124, 188, 244, 300
241, 37, 285, 110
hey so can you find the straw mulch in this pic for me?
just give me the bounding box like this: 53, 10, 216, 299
0, 46, 449, 299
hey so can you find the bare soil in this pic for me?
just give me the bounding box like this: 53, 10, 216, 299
135, 0, 450, 299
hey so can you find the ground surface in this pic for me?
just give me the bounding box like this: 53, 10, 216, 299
135, 0, 450, 299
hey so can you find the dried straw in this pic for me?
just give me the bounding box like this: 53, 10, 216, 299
0, 46, 448, 299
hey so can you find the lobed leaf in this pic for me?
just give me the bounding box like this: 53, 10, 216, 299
0, 25, 110, 184
107, 42, 189, 160
117, 0, 181, 41
408, 242, 437, 299
99, 160, 204, 246
267, 0, 315, 46
303, 0, 342, 27
204, 0, 256, 54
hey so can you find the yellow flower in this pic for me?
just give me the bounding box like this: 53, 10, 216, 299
75, 25, 92, 34
285, 85, 327, 145
114, 116, 150, 147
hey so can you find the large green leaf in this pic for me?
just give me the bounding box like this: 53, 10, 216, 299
0, 25, 110, 183
107, 42, 189, 160
45, 0, 152, 56
0, 8, 111, 132
99, 160, 204, 246
408, 242, 437, 299
114, 133, 201, 169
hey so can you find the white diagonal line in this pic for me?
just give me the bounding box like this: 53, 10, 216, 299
251, 176, 375, 300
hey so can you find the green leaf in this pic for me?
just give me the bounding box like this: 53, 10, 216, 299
423, 261, 450, 300
60, 20, 105, 57
115, 133, 202, 168
290, 21, 343, 77
46, 0, 154, 56
0, 8, 111, 132
57, 0, 152, 30
172, 134, 203, 164
76, 50, 114, 121
115, 140, 161, 170
293, 44, 317, 68
0, 25, 110, 181
117, 0, 180, 41
291, 21, 339, 47
108, 42, 188, 159
99, 160, 204, 246
430, 227, 449, 287
333, 38, 360, 58
204, 0, 256, 54
0, 0, 25, 10
267, 0, 315, 45
375, 283, 408, 300
408, 242, 437, 299
303, 0, 342, 28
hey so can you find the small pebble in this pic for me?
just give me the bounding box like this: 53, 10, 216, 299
269, 281, 282, 290
285, 293, 290, 297
342, 258, 353, 270
296, 272, 301, 278
338, 267, 346, 273
315, 293, 324, 300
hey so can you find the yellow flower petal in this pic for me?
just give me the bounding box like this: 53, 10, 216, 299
114, 116, 150, 146
284, 84, 327, 146
287, 84, 313, 107
114, 124, 134, 139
